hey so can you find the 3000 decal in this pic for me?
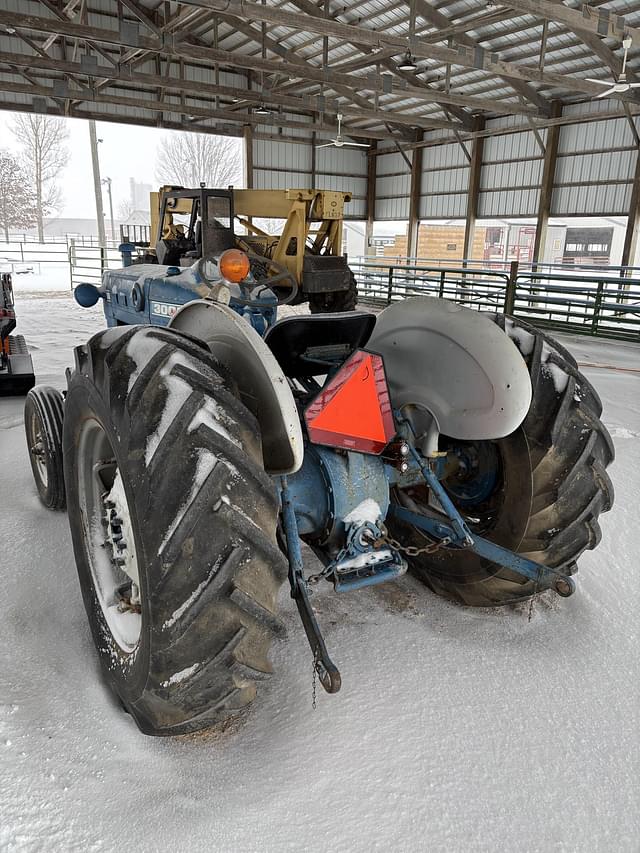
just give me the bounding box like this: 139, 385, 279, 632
151, 301, 180, 318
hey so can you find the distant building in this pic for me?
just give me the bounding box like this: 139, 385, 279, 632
129, 179, 152, 212
122, 209, 150, 226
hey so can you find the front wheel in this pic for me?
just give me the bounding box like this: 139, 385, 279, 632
63, 326, 287, 735
389, 315, 615, 606
24, 385, 66, 510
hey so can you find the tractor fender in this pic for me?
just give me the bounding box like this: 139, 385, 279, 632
367, 296, 532, 441
170, 299, 303, 475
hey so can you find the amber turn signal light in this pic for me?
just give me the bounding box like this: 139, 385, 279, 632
219, 249, 250, 283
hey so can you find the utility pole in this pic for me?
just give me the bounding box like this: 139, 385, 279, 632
102, 177, 115, 242
88, 120, 106, 248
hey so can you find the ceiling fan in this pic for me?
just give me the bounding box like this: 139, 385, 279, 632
587, 36, 640, 98
316, 113, 369, 149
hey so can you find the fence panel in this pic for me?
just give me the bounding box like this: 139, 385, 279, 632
350, 258, 640, 342
69, 240, 123, 289
514, 272, 640, 341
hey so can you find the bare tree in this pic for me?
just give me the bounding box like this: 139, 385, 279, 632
155, 131, 242, 189
0, 151, 38, 241
117, 199, 137, 222
11, 114, 69, 242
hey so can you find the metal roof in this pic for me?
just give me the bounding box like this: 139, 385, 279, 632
0, 0, 638, 146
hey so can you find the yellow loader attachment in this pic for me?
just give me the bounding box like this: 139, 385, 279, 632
148, 186, 356, 312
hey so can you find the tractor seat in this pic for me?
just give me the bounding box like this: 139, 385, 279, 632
264, 312, 376, 378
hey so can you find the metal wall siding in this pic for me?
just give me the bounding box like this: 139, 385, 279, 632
343, 199, 366, 218
376, 152, 411, 176
552, 182, 632, 216
420, 192, 467, 219
375, 149, 411, 219
483, 128, 547, 161
253, 139, 312, 173
558, 116, 634, 152
254, 171, 312, 191
555, 149, 635, 184
422, 166, 469, 195
376, 173, 410, 199
315, 174, 367, 197
480, 159, 543, 190
423, 142, 468, 170
316, 146, 368, 176
376, 195, 410, 220
478, 188, 540, 217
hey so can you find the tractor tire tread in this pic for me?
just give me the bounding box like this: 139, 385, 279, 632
64, 326, 287, 736
401, 314, 614, 606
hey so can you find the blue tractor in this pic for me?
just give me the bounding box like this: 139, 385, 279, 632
24, 237, 614, 736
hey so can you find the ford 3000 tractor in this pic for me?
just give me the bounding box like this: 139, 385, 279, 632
24, 241, 613, 735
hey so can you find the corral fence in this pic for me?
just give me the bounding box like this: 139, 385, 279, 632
67, 240, 122, 289
350, 258, 640, 342
0, 238, 122, 291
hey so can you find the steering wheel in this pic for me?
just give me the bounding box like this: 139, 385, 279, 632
195, 255, 221, 286
195, 252, 299, 306
245, 252, 299, 306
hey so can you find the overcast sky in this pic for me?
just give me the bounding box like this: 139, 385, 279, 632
0, 112, 203, 220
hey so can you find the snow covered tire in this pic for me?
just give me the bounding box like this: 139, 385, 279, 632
24, 385, 66, 510
63, 326, 287, 735
392, 315, 615, 607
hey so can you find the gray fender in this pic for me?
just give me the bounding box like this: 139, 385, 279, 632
170, 300, 303, 475
367, 296, 532, 442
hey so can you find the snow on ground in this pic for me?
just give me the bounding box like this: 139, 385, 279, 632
1, 293, 639, 853
2, 263, 71, 296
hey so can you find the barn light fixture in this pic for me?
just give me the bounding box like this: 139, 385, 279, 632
254, 104, 272, 115
397, 52, 418, 72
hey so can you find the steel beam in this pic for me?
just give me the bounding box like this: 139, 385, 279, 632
462, 115, 485, 262
160, 1, 640, 104
5, 7, 635, 108
413, 0, 550, 115
0, 75, 393, 139
532, 100, 562, 266
503, 0, 640, 45
0, 48, 450, 131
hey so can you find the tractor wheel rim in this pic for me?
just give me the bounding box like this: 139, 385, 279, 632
77, 418, 142, 653
28, 417, 48, 488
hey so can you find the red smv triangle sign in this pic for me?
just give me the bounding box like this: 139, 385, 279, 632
304, 350, 396, 454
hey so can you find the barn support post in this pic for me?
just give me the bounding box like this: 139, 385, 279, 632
407, 131, 424, 259
365, 141, 377, 257
407, 130, 424, 261
243, 123, 254, 189
462, 115, 485, 264
621, 144, 640, 274
532, 100, 562, 267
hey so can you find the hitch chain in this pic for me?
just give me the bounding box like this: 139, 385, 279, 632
311, 647, 319, 711
378, 522, 451, 557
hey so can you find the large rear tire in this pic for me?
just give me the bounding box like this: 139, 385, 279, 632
63, 326, 287, 735
390, 315, 615, 606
